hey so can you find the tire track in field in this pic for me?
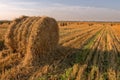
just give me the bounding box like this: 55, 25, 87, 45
87, 33, 105, 80
66, 27, 105, 80
64, 27, 104, 80
106, 28, 117, 80
79, 27, 106, 80
87, 27, 106, 80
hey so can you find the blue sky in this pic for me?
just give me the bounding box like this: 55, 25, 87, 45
0, 0, 120, 21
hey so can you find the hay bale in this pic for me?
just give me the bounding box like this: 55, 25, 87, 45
5, 16, 59, 65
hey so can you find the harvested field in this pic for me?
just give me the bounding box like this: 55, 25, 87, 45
0, 18, 120, 80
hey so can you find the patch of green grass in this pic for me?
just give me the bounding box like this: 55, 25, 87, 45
90, 66, 98, 80
38, 76, 47, 80
75, 51, 85, 64
59, 68, 73, 80
99, 72, 108, 80
83, 29, 102, 50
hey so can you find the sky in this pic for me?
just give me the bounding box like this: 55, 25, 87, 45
0, 0, 120, 21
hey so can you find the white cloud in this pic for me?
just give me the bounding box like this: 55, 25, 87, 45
34, 5, 120, 21
0, 2, 120, 21
10, 2, 39, 5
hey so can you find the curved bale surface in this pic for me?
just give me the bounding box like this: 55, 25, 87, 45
5, 16, 59, 60
25, 17, 59, 65
5, 16, 28, 52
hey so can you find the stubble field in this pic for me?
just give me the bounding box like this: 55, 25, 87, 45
0, 20, 120, 80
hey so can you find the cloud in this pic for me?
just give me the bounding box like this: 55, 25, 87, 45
34, 5, 120, 21
11, 2, 39, 5
0, 2, 120, 21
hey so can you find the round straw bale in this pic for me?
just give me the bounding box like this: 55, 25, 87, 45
5, 16, 59, 59
5, 17, 28, 52
27, 17, 59, 53
24, 17, 59, 65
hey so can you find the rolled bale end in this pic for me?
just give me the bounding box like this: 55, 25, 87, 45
28, 17, 59, 52
22, 17, 59, 66
5, 16, 29, 53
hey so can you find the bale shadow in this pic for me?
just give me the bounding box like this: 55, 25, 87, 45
0, 44, 119, 80
47, 45, 120, 79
